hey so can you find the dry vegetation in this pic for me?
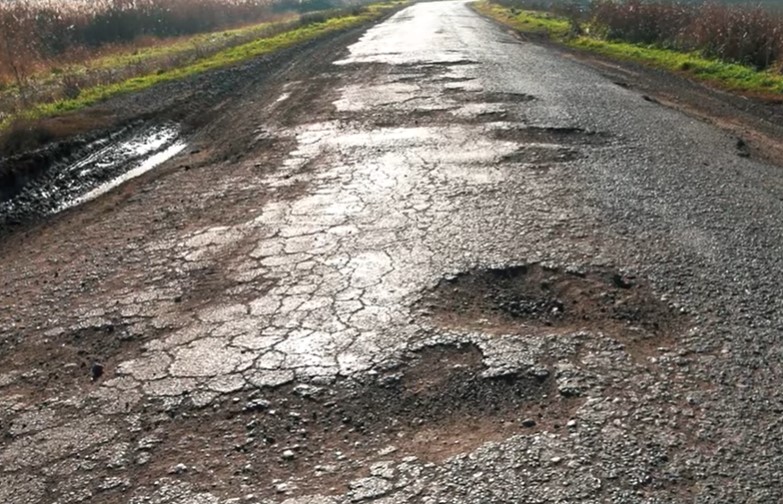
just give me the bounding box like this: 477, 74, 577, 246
0, 0, 400, 159
0, 0, 343, 105
589, 0, 783, 71
493, 0, 783, 73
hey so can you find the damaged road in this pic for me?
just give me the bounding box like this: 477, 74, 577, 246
3, 1, 783, 502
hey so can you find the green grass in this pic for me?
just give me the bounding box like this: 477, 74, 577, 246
473, 0, 783, 96
3, 1, 404, 129
87, 18, 295, 72
475, 2, 571, 38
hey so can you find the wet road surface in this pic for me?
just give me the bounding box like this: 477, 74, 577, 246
3, 1, 783, 502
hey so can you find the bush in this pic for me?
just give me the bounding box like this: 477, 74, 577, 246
688, 4, 782, 69
586, 0, 783, 71
588, 0, 694, 47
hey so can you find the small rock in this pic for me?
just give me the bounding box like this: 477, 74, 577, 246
528, 368, 550, 381
90, 362, 104, 381
521, 418, 536, 428
551, 456, 563, 465
135, 451, 151, 465
736, 138, 751, 157
281, 449, 296, 461
349, 477, 393, 501
244, 398, 271, 412
378, 445, 398, 456
170, 463, 188, 474
293, 384, 322, 397
567, 419, 577, 429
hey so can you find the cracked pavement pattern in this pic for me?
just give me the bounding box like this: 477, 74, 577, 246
3, 1, 783, 502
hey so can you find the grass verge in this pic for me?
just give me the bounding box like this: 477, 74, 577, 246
1, 1, 404, 131
473, 0, 783, 97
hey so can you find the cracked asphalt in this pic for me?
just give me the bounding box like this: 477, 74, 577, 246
3, 1, 783, 502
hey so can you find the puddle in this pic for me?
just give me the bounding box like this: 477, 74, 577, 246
482, 92, 536, 103
63, 140, 186, 209
0, 123, 185, 224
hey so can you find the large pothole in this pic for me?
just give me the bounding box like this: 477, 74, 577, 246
87, 343, 579, 502
491, 126, 611, 146
416, 264, 688, 355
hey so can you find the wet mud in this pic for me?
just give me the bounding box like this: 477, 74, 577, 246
0, 123, 183, 231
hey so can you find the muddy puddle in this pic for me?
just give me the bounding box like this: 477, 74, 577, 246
0, 123, 185, 229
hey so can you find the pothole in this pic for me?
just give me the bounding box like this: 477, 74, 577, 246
416, 264, 688, 356
491, 126, 610, 146
121, 343, 578, 502
482, 92, 536, 103
501, 145, 582, 164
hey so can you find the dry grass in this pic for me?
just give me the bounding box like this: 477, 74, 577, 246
0, 0, 381, 126
477, 0, 783, 97
490, 1, 783, 72
0, 0, 343, 96
588, 0, 783, 71
0, 0, 402, 160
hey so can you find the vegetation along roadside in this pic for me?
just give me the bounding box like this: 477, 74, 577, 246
0, 0, 405, 144
473, 0, 783, 100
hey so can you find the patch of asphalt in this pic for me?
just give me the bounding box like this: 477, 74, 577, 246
3, 1, 783, 503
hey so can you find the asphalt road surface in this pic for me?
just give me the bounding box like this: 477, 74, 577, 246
3, 1, 783, 503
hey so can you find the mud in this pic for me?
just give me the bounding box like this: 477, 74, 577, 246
0, 122, 183, 231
